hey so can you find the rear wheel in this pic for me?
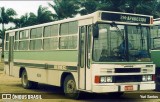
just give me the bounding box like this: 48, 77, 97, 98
21, 70, 38, 89
63, 75, 80, 99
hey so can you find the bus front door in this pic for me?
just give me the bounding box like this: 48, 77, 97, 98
8, 35, 14, 76
79, 25, 92, 90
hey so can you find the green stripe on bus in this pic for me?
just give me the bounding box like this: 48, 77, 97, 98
14, 62, 77, 70
13, 51, 78, 62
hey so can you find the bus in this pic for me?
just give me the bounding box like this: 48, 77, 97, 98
151, 18, 160, 91
4, 11, 155, 99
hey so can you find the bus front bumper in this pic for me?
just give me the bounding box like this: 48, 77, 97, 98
92, 83, 155, 93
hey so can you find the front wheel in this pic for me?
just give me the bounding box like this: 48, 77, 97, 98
63, 75, 80, 99
21, 70, 38, 89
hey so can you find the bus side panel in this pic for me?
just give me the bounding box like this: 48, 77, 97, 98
47, 70, 78, 87
12, 65, 20, 78
47, 70, 62, 86
13, 51, 78, 62
27, 68, 48, 84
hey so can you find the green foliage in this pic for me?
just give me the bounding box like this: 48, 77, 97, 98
48, 0, 79, 20
0, 7, 17, 24
79, 0, 160, 18
79, 0, 98, 15
13, 5, 53, 28
11, 0, 160, 29
37, 5, 53, 23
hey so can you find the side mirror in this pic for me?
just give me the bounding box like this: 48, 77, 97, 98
93, 24, 99, 38
110, 22, 117, 27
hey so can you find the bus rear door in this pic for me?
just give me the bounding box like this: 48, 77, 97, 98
8, 33, 14, 76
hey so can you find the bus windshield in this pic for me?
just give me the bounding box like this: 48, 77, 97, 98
93, 23, 150, 62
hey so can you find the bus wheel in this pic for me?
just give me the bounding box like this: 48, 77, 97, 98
21, 70, 38, 89
64, 75, 80, 99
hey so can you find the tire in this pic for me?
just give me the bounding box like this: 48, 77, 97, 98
21, 70, 38, 89
63, 75, 80, 99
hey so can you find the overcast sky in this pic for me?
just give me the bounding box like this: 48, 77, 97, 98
0, 0, 55, 29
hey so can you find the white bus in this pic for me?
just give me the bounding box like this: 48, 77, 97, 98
4, 11, 155, 99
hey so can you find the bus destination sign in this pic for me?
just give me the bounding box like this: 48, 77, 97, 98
101, 12, 151, 24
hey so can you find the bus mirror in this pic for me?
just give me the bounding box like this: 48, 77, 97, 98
110, 22, 117, 27
93, 24, 99, 38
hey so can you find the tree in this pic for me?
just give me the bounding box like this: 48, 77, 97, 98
36, 5, 53, 24
0, 7, 17, 58
79, 0, 98, 15
79, 0, 160, 18
14, 13, 37, 28
48, 0, 80, 20
14, 5, 53, 28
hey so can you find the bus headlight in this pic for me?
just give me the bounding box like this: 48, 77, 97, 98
101, 76, 112, 83
142, 75, 147, 81
142, 75, 152, 81
100, 76, 107, 83
95, 76, 113, 83
106, 76, 112, 82
147, 75, 152, 81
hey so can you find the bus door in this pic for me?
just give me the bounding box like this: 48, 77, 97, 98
8, 33, 14, 76
79, 20, 92, 90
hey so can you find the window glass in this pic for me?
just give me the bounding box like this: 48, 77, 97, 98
6, 33, 9, 41
60, 23, 69, 35
31, 27, 42, 38
44, 25, 58, 37
37, 27, 42, 37
30, 39, 42, 50
44, 38, 58, 50
51, 25, 58, 36
44, 26, 51, 37
151, 26, 160, 49
5, 42, 9, 50
14, 41, 19, 50
69, 21, 78, 34
15, 31, 19, 40
19, 30, 29, 40
19, 41, 28, 50
60, 36, 77, 49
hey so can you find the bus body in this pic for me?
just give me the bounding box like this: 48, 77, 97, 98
4, 11, 155, 98
151, 18, 160, 91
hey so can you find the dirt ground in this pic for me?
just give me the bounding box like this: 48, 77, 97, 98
0, 62, 4, 71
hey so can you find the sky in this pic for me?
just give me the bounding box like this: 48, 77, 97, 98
0, 0, 55, 30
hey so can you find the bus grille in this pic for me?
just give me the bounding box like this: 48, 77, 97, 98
115, 68, 141, 73
113, 75, 142, 83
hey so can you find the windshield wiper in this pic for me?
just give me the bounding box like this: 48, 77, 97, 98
110, 22, 127, 61
137, 25, 145, 50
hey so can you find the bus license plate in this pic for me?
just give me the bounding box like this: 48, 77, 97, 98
125, 85, 133, 91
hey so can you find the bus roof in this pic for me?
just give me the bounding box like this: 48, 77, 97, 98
6, 10, 153, 33
154, 18, 160, 25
